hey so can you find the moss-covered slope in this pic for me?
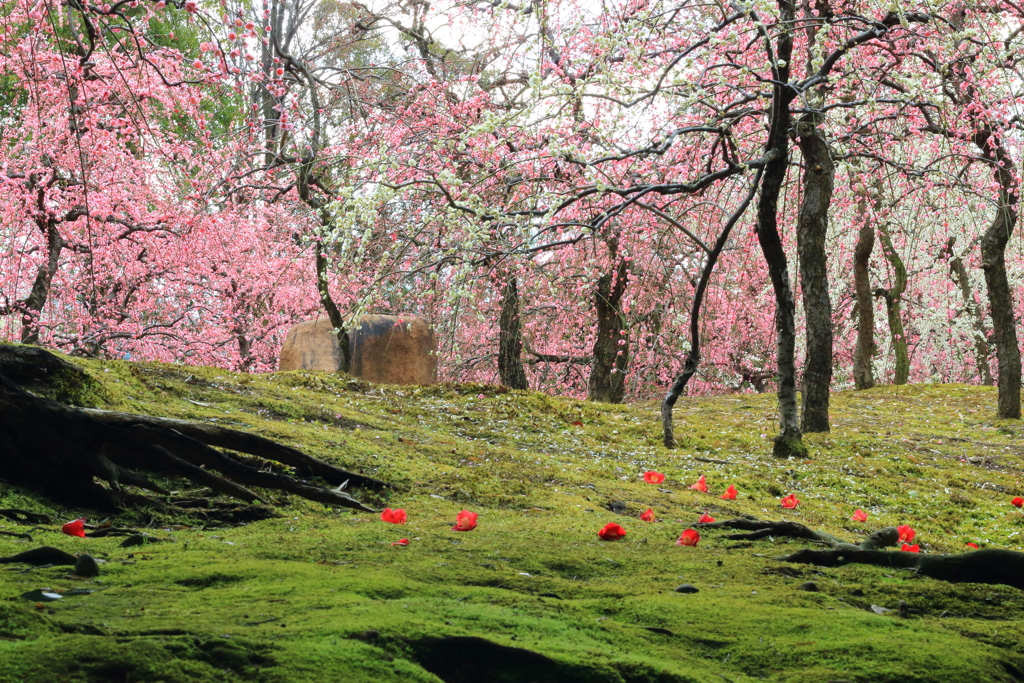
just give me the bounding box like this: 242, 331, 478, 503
1, 358, 1023, 682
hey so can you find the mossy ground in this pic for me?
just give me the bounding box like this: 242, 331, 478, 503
2, 358, 1024, 682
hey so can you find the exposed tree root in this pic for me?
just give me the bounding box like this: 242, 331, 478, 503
779, 547, 1024, 591
702, 518, 1024, 590
0, 508, 52, 524
0, 546, 77, 566
81, 410, 386, 490
1, 345, 384, 514
699, 518, 898, 550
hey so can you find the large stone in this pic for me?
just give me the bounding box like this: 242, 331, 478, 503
278, 319, 343, 373
349, 314, 437, 385
278, 315, 437, 385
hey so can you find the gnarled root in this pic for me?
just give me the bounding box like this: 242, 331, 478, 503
698, 518, 897, 550
0, 345, 383, 513
778, 547, 1024, 591
702, 517, 1024, 590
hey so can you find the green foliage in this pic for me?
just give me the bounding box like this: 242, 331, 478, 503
1, 358, 1023, 681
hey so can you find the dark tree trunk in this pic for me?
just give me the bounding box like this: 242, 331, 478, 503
315, 242, 352, 373
0, 345, 382, 513
588, 259, 630, 403
941, 237, 993, 386
497, 276, 528, 390
974, 130, 1020, 418
662, 170, 763, 447
15, 83, 89, 345
20, 224, 64, 345
875, 226, 909, 385
795, 119, 834, 433
852, 184, 877, 390
754, 0, 804, 457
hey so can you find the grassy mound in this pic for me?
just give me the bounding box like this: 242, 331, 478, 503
1, 357, 1023, 682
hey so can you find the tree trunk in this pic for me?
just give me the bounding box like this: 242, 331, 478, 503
875, 226, 909, 385
974, 130, 1020, 419
16, 82, 88, 345
754, 0, 804, 458
795, 119, 834, 433
19, 210, 65, 345
941, 238, 993, 386
315, 241, 352, 373
852, 184, 877, 390
588, 259, 630, 403
662, 170, 763, 447
497, 276, 529, 390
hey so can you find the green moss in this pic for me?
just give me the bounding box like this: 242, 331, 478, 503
0, 342, 110, 406
2, 357, 1024, 681
773, 435, 809, 459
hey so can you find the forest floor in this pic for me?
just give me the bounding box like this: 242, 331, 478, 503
2, 357, 1024, 683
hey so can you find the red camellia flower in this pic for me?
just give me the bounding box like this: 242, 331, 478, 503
640, 508, 656, 522
689, 475, 708, 493
697, 512, 715, 524
183, 0, 197, 12
61, 519, 86, 538
780, 494, 799, 509
720, 485, 737, 500
452, 510, 478, 531
390, 539, 409, 547
897, 524, 915, 543
643, 471, 665, 484
851, 509, 868, 522
901, 543, 920, 553
1012, 497, 1024, 508
380, 508, 407, 525
966, 542, 979, 549
598, 522, 627, 541
676, 529, 700, 547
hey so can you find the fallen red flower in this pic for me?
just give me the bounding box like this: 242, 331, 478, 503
598, 522, 627, 540
676, 529, 700, 547
780, 494, 799, 509
720, 485, 737, 500
1012, 497, 1024, 508
897, 524, 915, 543
966, 542, 979, 549
390, 539, 410, 547
452, 510, 478, 531
640, 508, 656, 522
61, 519, 86, 538
380, 508, 407, 525
697, 512, 715, 524
851, 509, 868, 523
901, 543, 920, 553
643, 471, 665, 484
689, 475, 708, 493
